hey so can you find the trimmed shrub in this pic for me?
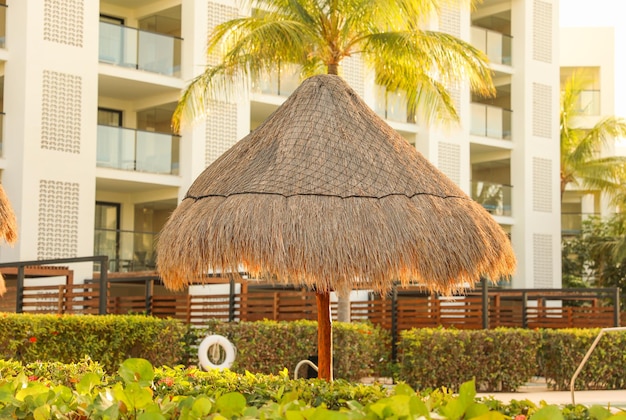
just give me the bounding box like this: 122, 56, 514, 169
538, 328, 626, 390
0, 313, 185, 371
188, 319, 391, 381
397, 327, 539, 392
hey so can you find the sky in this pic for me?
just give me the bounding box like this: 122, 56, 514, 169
560, 0, 626, 152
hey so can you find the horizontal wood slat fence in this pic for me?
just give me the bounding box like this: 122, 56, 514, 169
0, 280, 622, 331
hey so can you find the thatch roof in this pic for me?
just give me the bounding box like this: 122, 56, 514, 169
0, 184, 17, 295
157, 74, 516, 296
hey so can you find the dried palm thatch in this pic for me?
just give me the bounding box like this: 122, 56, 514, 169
157, 74, 516, 296
0, 184, 17, 296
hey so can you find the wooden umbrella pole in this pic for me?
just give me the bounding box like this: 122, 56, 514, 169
315, 291, 332, 381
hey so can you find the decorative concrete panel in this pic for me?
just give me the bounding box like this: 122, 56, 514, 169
41, 70, 82, 153
205, 101, 238, 166
37, 180, 79, 259
341, 55, 365, 98
532, 82, 552, 139
43, 0, 84, 47
532, 157, 552, 212
439, 2, 461, 37
533, 0, 552, 63
438, 142, 461, 185
207, 2, 238, 66
533, 233, 553, 288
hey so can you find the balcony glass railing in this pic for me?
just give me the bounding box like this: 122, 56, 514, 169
97, 125, 180, 175
561, 212, 599, 236
470, 103, 512, 140
0, 4, 6, 49
374, 86, 416, 124
471, 26, 512, 66
94, 228, 158, 272
99, 21, 182, 77
574, 90, 601, 115
251, 63, 301, 97
471, 180, 512, 216
0, 112, 4, 157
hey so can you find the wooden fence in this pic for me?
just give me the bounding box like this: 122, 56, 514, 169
0, 280, 622, 332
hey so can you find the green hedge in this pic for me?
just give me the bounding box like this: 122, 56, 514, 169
398, 327, 539, 392
187, 319, 392, 381
539, 328, 626, 390
0, 313, 185, 371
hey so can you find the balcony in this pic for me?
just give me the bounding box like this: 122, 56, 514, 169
471, 181, 512, 216
97, 125, 180, 175
470, 103, 512, 140
374, 87, 416, 124
0, 4, 6, 49
471, 26, 512, 67
94, 228, 158, 273
251, 64, 300, 97
562, 212, 599, 236
0, 112, 4, 156
99, 21, 182, 77
573, 90, 601, 116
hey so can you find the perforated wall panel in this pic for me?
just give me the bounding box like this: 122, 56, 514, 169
37, 180, 79, 259
533, 233, 553, 288
533, 0, 552, 63
438, 3, 461, 37
205, 102, 238, 166
448, 86, 461, 118
207, 2, 238, 66
43, 0, 84, 47
41, 70, 82, 153
532, 82, 551, 139
532, 157, 552, 212
438, 142, 461, 185
341, 55, 365, 98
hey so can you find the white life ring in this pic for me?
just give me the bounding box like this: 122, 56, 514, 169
198, 335, 236, 370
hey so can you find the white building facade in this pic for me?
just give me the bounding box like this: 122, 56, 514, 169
0, 0, 561, 289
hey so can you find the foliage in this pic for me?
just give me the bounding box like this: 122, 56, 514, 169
3, 358, 617, 419
186, 319, 391, 381
538, 328, 626, 391
174, 0, 495, 131
398, 327, 539, 392
0, 313, 186, 372
560, 69, 626, 201
561, 216, 626, 305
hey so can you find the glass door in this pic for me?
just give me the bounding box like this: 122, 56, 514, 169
94, 202, 121, 271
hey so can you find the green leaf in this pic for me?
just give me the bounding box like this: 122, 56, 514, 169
529, 405, 564, 420
393, 383, 415, 396
215, 392, 246, 418
308, 406, 348, 420
465, 402, 490, 418
138, 410, 167, 420
118, 358, 155, 386
191, 396, 213, 417
122, 382, 154, 410
33, 404, 51, 420
76, 372, 102, 394
588, 405, 613, 420
471, 412, 508, 420
15, 382, 51, 402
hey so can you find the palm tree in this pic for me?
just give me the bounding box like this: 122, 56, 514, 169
172, 0, 495, 132
173, 0, 496, 324
560, 70, 626, 201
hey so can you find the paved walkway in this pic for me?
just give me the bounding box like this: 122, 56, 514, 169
476, 388, 626, 408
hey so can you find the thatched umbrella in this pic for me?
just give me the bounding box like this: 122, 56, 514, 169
157, 74, 516, 380
0, 184, 18, 296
